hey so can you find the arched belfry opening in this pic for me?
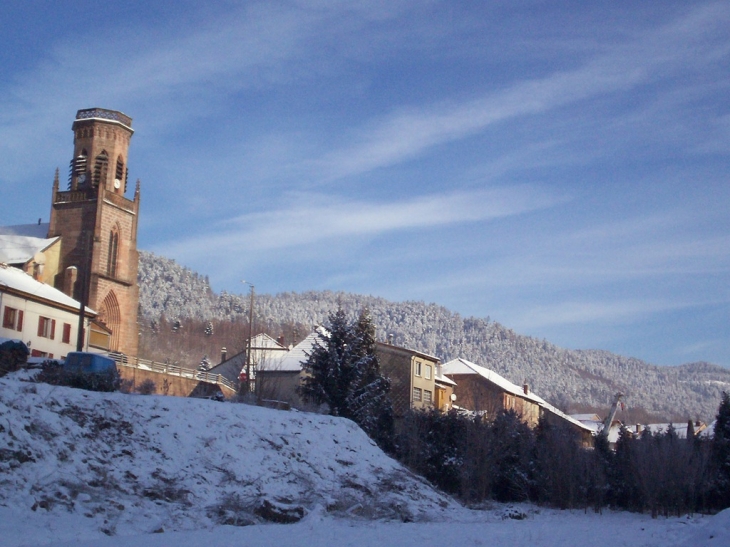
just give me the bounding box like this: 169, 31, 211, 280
93, 150, 109, 187
69, 149, 88, 190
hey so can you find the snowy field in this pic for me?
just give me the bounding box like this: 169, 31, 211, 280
3, 503, 729, 547
1, 371, 728, 547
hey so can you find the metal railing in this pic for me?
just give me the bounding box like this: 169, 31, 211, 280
111, 354, 236, 392
76, 108, 133, 127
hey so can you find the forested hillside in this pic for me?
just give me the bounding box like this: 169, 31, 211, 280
138, 251, 730, 421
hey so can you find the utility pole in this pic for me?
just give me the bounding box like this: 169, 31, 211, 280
76, 232, 93, 351
242, 281, 255, 396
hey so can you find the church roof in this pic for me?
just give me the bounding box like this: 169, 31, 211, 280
0, 223, 57, 265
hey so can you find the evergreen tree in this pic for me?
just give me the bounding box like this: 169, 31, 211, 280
489, 410, 534, 502
299, 307, 393, 449
711, 391, 730, 509
204, 321, 214, 336
299, 307, 353, 417
348, 308, 394, 449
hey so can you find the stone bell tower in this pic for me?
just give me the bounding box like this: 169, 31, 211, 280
48, 108, 140, 356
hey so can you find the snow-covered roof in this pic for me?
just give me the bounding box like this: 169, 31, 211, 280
250, 333, 288, 351
442, 358, 591, 432
0, 223, 57, 265
260, 329, 324, 372
570, 413, 601, 422
0, 264, 94, 314
376, 340, 440, 362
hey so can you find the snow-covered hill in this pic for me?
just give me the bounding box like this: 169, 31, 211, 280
0, 371, 456, 545
1, 371, 729, 547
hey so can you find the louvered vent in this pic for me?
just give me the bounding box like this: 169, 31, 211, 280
93, 152, 109, 187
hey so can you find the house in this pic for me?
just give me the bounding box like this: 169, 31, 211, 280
207, 333, 289, 389
0, 223, 61, 285
255, 330, 321, 407
376, 341, 447, 416
0, 263, 106, 358
442, 358, 593, 446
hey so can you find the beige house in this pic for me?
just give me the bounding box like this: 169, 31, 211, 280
0, 224, 61, 286
375, 341, 449, 417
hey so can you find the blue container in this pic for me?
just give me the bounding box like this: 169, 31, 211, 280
64, 352, 118, 374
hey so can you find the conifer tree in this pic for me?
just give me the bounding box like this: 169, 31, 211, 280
348, 308, 394, 448
299, 307, 353, 417
299, 307, 393, 448
711, 391, 730, 508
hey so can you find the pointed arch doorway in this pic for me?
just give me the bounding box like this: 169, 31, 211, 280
98, 290, 121, 351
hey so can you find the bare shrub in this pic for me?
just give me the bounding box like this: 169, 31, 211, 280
136, 379, 156, 395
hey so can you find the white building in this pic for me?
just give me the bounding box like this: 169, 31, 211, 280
0, 263, 102, 359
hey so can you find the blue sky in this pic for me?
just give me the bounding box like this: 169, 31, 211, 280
1, 1, 728, 367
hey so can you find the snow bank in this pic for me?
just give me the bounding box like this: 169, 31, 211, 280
0, 372, 457, 545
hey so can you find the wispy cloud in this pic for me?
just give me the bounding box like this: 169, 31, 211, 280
318, 2, 730, 179
157, 184, 562, 263
509, 298, 700, 330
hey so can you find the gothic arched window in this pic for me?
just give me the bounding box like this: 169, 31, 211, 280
107, 230, 119, 278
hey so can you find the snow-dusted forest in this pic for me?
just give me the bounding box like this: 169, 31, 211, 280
138, 252, 730, 421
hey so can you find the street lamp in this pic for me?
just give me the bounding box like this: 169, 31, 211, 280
241, 280, 255, 397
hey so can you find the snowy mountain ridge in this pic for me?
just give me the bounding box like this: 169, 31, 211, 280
137, 251, 730, 421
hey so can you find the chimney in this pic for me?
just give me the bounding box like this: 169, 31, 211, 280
523, 382, 529, 395
387, 333, 394, 345
220, 347, 227, 363
277, 335, 285, 347
64, 266, 77, 297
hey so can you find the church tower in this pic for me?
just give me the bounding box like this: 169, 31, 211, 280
48, 108, 140, 356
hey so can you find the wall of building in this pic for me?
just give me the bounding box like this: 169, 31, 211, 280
376, 344, 439, 416
0, 292, 90, 359
256, 371, 303, 407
